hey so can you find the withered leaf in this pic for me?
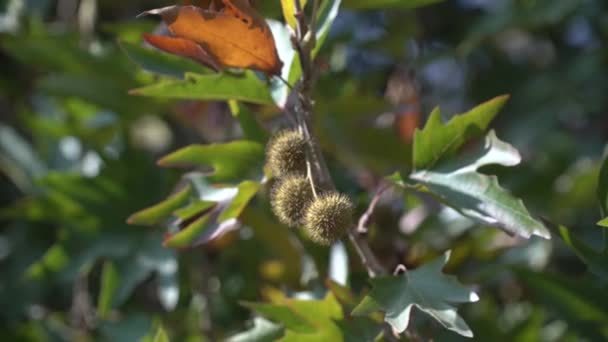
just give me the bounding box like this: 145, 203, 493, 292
142, 34, 221, 71
139, 3, 283, 75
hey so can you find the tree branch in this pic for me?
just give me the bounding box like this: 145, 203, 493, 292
357, 183, 390, 235
291, 0, 386, 278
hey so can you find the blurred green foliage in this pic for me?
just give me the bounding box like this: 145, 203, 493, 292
1, 0, 607, 340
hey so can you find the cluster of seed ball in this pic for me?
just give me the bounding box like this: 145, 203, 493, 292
267, 129, 354, 245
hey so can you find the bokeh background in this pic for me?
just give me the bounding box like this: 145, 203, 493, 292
1, 0, 607, 340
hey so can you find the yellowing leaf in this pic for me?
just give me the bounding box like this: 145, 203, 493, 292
281, 0, 307, 29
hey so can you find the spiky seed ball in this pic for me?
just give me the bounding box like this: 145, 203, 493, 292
271, 175, 314, 227
304, 192, 354, 245
266, 130, 307, 177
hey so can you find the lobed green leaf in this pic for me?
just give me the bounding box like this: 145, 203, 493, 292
157, 141, 264, 183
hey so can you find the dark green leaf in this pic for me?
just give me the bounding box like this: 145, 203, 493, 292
557, 225, 608, 280
98, 314, 152, 342
352, 251, 478, 337
514, 268, 608, 339
0, 124, 46, 192
120, 41, 211, 78
344, 0, 445, 9
239, 207, 303, 284
39, 74, 150, 116
228, 101, 269, 144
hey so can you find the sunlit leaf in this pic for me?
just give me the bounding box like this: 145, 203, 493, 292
244, 293, 363, 341
281, 0, 307, 29
98, 261, 119, 318
409, 131, 549, 239
172, 200, 217, 221
598, 154, 608, 217
127, 185, 193, 226
270, 0, 341, 107
413, 95, 509, 170
153, 325, 170, 342
352, 251, 478, 337
157, 141, 264, 183
130, 72, 274, 105
218, 181, 260, 222
139, 4, 282, 74
227, 317, 283, 342
163, 179, 259, 248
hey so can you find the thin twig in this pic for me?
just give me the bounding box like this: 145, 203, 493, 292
70, 271, 95, 330
356, 183, 390, 235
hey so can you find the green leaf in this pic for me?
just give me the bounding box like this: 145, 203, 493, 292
352, 251, 478, 337
313, 0, 342, 57
598, 154, 608, 217
26, 244, 70, 279
127, 185, 193, 226
409, 131, 550, 239
281, 0, 308, 29
598, 217, 608, 227
557, 225, 608, 280
514, 268, 608, 339
98, 314, 152, 342
413, 95, 509, 170
129, 72, 274, 105
153, 325, 170, 342
243, 293, 345, 341
228, 101, 269, 144
172, 200, 216, 221
269, 0, 341, 108
239, 207, 303, 284
268, 20, 297, 108
163, 211, 217, 248
218, 181, 260, 222
227, 317, 284, 342
344, 0, 445, 9
157, 141, 264, 183
98, 261, 120, 319
163, 180, 259, 248
0, 124, 46, 192
120, 41, 210, 78
39, 73, 151, 116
